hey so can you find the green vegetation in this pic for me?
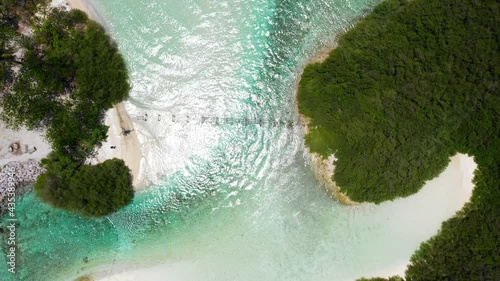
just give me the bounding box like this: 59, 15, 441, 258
0, 3, 133, 217
1, 0, 50, 88
358, 277, 403, 281
36, 152, 133, 217
2, 8, 129, 160
298, 0, 499, 280
299, 0, 499, 203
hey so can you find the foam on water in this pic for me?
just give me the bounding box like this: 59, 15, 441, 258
0, 1, 475, 280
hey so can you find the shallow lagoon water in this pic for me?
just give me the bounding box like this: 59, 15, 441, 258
0, 1, 474, 280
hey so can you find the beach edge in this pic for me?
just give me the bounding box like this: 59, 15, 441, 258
295, 44, 360, 206
67, 0, 145, 189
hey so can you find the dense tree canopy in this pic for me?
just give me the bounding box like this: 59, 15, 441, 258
35, 152, 133, 217
0, 0, 48, 88
298, 0, 499, 280
0, 4, 133, 217
299, 0, 499, 203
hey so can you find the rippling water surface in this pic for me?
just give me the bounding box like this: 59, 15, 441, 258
0, 1, 470, 280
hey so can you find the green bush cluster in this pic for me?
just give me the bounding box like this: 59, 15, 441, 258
298, 0, 499, 280
1, 5, 133, 217
299, 0, 498, 203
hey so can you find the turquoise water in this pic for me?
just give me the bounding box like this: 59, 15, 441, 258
0, 0, 468, 280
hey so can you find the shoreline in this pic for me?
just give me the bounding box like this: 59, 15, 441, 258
295, 42, 478, 280
66, 153, 479, 281
70, 258, 197, 281
66, 0, 145, 190
92, 105, 145, 189
295, 44, 360, 205
300, 112, 360, 205
0, 111, 51, 201
114, 104, 145, 189
294, 44, 479, 208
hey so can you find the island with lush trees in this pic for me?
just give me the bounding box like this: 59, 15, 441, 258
0, 0, 133, 217
298, 0, 499, 280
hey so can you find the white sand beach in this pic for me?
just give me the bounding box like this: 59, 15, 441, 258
91, 261, 199, 281
0, 123, 51, 168
295, 45, 360, 205
367, 153, 477, 279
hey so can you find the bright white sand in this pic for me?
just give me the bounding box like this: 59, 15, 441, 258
66, 0, 87, 12
368, 153, 477, 278
51, 0, 67, 8
0, 108, 50, 198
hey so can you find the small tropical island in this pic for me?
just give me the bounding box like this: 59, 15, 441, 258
0, 0, 134, 217
298, 0, 498, 280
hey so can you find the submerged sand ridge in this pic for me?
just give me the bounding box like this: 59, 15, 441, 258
0, 107, 51, 196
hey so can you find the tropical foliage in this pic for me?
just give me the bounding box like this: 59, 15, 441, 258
298, 0, 499, 280
0, 3, 133, 217
357, 277, 403, 281
2, 8, 130, 160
